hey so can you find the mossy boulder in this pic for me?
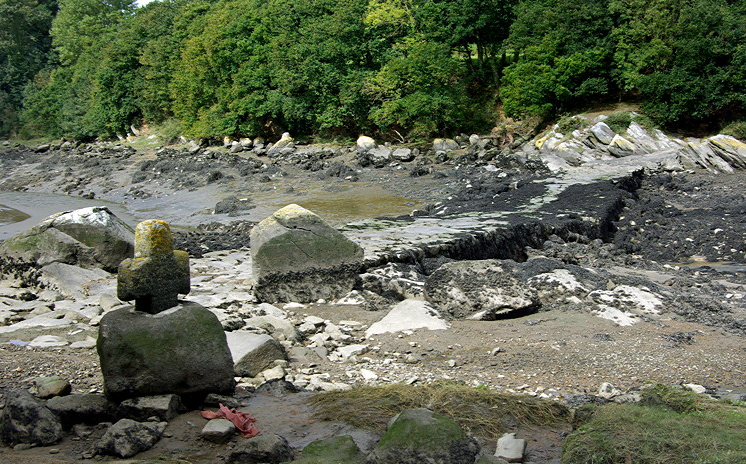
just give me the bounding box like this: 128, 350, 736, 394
250, 204, 363, 303
291, 435, 366, 463
96, 302, 235, 402
0, 206, 134, 272
367, 408, 480, 464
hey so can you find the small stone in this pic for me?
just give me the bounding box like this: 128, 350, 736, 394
201, 418, 235, 443
226, 433, 291, 464
447, 359, 457, 368
495, 433, 527, 463
49, 448, 60, 454
31, 376, 71, 399
684, 383, 707, 394
597, 382, 621, 399
261, 366, 286, 381
360, 369, 378, 381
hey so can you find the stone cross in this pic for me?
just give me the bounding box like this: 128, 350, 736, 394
117, 220, 190, 314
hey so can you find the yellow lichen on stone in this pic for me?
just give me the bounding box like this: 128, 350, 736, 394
134, 220, 173, 258
610, 134, 636, 152
534, 132, 552, 150
709, 135, 746, 153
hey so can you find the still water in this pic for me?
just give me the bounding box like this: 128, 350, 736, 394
0, 191, 138, 241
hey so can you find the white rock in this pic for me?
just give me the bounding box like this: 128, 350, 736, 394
357, 135, 376, 152
29, 335, 68, 348
304, 316, 325, 325
0, 316, 74, 334
261, 365, 286, 381
334, 344, 369, 361
360, 369, 378, 381
495, 432, 527, 463
598, 382, 622, 399
283, 302, 306, 310
684, 383, 707, 394
590, 122, 616, 145
366, 300, 449, 338
70, 337, 97, 349
254, 303, 286, 318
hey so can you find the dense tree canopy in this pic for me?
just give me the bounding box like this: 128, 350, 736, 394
2, 0, 745, 139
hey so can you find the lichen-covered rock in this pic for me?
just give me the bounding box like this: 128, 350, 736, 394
0, 390, 63, 446
226, 433, 292, 464
367, 408, 479, 464
250, 204, 364, 303
425, 260, 540, 320
95, 418, 166, 458
117, 219, 189, 314
96, 302, 235, 401
0, 206, 134, 272
294, 435, 366, 463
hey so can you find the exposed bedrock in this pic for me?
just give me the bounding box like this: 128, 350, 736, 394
351, 172, 640, 271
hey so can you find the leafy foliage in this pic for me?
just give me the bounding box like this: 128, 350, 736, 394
5, 0, 746, 139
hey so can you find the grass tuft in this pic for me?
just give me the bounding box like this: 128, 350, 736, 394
309, 381, 569, 440
562, 385, 746, 464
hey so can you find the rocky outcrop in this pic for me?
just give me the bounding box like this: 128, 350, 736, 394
96, 302, 235, 401
0, 207, 134, 272
529, 114, 746, 174
250, 204, 364, 303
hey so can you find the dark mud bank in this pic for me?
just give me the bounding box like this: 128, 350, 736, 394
355, 173, 641, 270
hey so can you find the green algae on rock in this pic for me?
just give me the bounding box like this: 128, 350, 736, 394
250, 204, 363, 303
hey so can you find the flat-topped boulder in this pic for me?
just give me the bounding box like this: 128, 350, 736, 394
96, 301, 235, 402
250, 204, 364, 303
0, 206, 133, 272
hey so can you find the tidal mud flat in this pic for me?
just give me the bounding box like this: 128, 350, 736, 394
0, 123, 746, 463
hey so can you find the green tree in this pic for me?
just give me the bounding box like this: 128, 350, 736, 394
500, 0, 613, 119
0, 0, 56, 136
611, 0, 746, 128
50, 0, 137, 66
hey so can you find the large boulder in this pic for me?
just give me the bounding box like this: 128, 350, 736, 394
0, 389, 63, 446
0, 206, 134, 272
96, 301, 235, 402
367, 408, 479, 464
425, 260, 540, 320
250, 204, 364, 303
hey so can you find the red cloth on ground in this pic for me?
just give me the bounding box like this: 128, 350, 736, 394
200, 403, 259, 438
